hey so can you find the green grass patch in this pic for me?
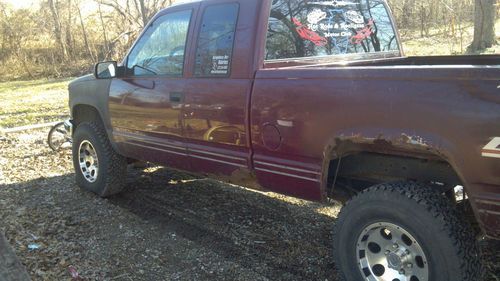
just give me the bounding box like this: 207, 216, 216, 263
0, 78, 73, 129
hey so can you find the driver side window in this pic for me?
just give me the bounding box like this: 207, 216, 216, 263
127, 10, 192, 77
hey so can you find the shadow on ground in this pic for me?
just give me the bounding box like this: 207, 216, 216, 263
1, 164, 498, 280
0, 166, 338, 280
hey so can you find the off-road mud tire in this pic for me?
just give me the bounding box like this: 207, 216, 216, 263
333, 182, 481, 281
72, 122, 127, 197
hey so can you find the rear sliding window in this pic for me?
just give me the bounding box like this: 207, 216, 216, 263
194, 3, 239, 77
266, 0, 399, 60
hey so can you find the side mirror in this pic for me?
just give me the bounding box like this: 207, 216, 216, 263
94, 61, 118, 79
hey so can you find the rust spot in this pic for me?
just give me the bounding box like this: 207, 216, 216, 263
397, 134, 428, 147
331, 133, 445, 161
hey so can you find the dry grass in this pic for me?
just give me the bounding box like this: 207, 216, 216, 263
0, 78, 72, 129
401, 19, 500, 56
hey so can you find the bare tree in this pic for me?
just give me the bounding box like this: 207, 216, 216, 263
99, 0, 173, 28
469, 0, 496, 52
65, 0, 74, 56
77, 4, 95, 62
48, 0, 69, 60
97, 1, 110, 59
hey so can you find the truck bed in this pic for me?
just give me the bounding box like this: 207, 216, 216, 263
264, 54, 500, 69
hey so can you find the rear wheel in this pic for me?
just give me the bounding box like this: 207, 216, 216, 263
333, 182, 481, 281
72, 122, 127, 197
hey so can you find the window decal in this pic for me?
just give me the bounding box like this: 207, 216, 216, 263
351, 19, 374, 44
210, 55, 230, 75
266, 0, 399, 60
194, 3, 239, 77
292, 18, 327, 47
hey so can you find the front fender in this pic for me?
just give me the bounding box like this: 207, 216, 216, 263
68, 75, 120, 153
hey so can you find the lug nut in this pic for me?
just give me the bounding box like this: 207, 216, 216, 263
405, 249, 411, 255
393, 243, 399, 249
399, 269, 405, 275
385, 250, 390, 255
406, 263, 413, 269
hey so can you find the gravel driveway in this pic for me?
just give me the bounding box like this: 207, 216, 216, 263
0, 129, 498, 281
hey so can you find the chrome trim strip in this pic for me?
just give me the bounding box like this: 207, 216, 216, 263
479, 209, 500, 216
191, 154, 246, 167
255, 167, 320, 182
189, 148, 247, 162
116, 132, 184, 151
254, 161, 320, 175
117, 132, 320, 173
114, 131, 247, 162
476, 199, 500, 207
125, 141, 188, 156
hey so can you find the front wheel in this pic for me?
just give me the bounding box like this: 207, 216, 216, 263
72, 122, 127, 197
333, 182, 481, 281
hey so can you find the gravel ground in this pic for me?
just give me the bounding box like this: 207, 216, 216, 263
0, 129, 498, 281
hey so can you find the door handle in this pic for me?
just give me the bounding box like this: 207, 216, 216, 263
170, 92, 184, 103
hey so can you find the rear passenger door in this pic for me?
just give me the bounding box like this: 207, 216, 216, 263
183, 2, 253, 176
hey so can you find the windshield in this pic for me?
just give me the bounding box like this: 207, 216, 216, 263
265, 0, 400, 61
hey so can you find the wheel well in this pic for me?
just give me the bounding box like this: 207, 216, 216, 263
326, 152, 463, 202
72, 105, 103, 128
72, 104, 135, 164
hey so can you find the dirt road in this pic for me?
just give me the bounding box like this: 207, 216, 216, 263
0, 129, 498, 281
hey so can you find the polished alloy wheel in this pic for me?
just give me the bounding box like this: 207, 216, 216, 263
356, 222, 429, 281
78, 140, 99, 183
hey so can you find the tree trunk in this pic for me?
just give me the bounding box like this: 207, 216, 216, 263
469, 0, 496, 52
77, 5, 96, 62
138, 0, 148, 27
66, 0, 73, 56
48, 0, 68, 60
14, 49, 34, 79
97, 1, 110, 60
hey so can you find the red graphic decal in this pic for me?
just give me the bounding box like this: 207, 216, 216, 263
351, 19, 374, 44
292, 18, 328, 47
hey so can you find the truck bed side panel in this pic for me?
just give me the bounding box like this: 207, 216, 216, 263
250, 66, 500, 237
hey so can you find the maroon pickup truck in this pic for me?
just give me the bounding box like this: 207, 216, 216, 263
67, 0, 499, 280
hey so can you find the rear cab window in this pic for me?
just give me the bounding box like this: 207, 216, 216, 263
194, 3, 239, 77
266, 0, 400, 61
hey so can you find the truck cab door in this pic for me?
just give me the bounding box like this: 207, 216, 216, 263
109, 8, 196, 170
182, 1, 258, 177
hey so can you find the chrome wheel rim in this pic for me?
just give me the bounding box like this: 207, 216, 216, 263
356, 222, 429, 281
78, 140, 99, 183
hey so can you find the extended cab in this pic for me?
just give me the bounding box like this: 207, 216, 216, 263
67, 0, 500, 280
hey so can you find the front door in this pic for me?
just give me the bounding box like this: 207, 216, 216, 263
109, 8, 194, 170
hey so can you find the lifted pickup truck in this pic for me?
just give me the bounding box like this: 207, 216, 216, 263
67, 0, 500, 280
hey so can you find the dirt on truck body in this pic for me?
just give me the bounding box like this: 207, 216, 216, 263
67, 0, 500, 280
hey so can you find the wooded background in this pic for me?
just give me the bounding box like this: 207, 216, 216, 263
0, 0, 498, 81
